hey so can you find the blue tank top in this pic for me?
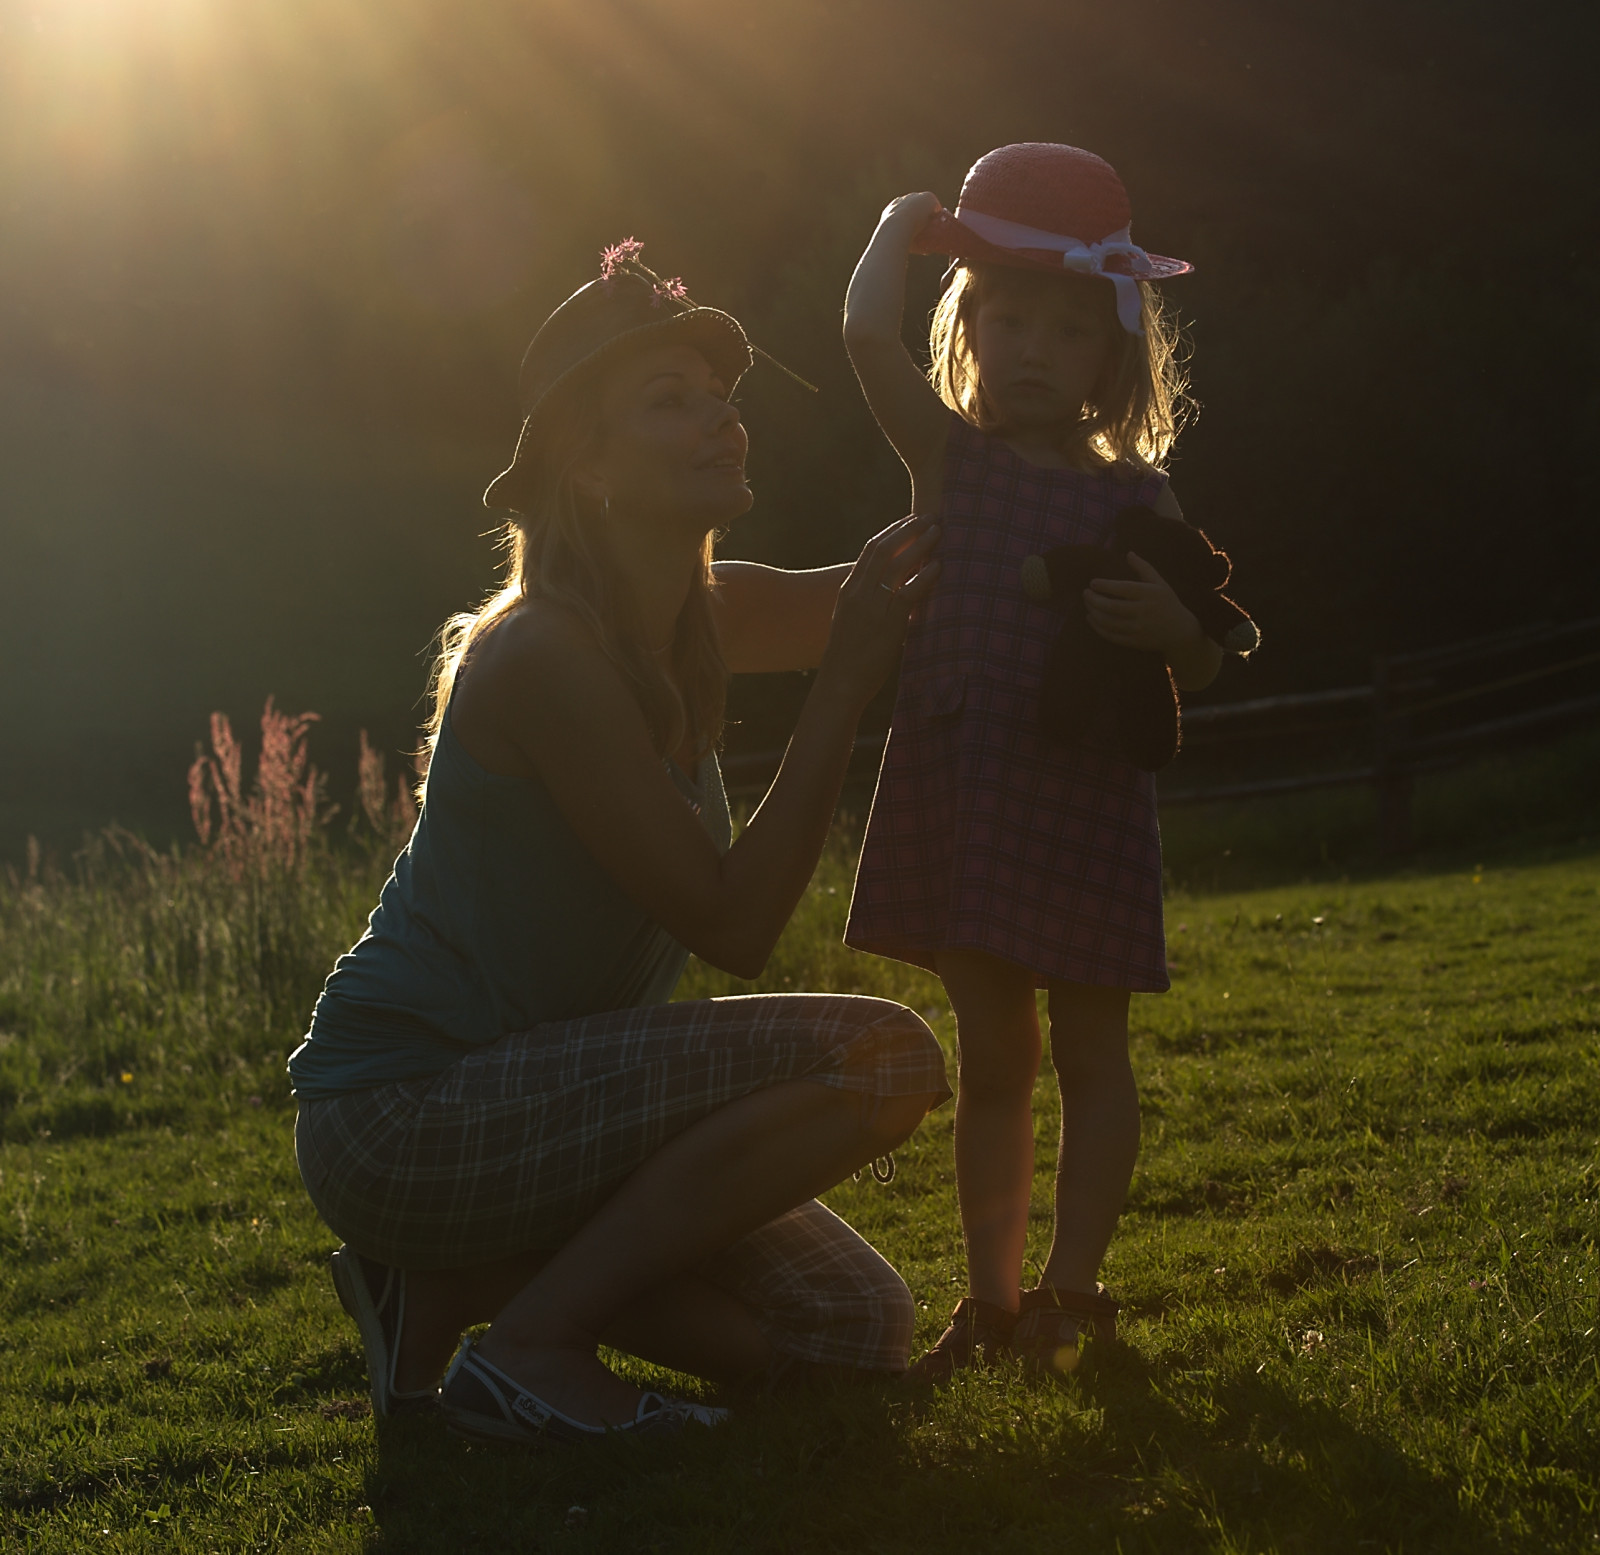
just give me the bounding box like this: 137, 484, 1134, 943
287, 708, 732, 1101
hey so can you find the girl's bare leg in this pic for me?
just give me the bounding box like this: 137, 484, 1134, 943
939, 950, 1043, 1311
461, 1078, 938, 1425
1041, 982, 1138, 1293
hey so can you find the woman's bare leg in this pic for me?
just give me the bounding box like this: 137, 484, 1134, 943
465, 1079, 937, 1424
939, 950, 1043, 1312
395, 1253, 541, 1394
1041, 982, 1138, 1293
395, 1258, 773, 1394
601, 1272, 776, 1381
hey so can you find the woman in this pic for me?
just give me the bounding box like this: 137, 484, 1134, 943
288, 247, 949, 1445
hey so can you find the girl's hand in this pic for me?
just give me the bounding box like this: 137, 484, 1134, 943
844, 195, 952, 486
876, 191, 943, 235
1083, 552, 1202, 656
817, 514, 942, 709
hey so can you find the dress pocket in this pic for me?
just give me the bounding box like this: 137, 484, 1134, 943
910, 672, 967, 722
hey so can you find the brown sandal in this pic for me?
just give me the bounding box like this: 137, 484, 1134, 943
1012, 1282, 1120, 1376
906, 1297, 1016, 1384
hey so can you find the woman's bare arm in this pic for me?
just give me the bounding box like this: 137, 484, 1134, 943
711, 560, 852, 673
711, 197, 957, 677
459, 517, 940, 979
843, 193, 951, 506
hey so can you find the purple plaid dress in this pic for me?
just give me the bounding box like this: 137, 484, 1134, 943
845, 414, 1170, 992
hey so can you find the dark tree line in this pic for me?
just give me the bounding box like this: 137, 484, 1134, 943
1, 0, 1595, 840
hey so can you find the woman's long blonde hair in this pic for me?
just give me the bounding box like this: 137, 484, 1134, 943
421, 372, 727, 782
928, 263, 1192, 470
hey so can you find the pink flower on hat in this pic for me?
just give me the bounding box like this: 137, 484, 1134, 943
599, 237, 645, 280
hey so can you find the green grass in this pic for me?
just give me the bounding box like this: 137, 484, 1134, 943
2, 748, 1598, 1552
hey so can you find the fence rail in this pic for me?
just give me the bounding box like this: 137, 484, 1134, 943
720, 615, 1600, 852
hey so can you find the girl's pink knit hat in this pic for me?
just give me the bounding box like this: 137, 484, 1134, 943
912, 143, 1192, 334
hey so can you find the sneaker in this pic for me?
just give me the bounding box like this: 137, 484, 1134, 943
329, 1245, 439, 1416
439, 1337, 729, 1446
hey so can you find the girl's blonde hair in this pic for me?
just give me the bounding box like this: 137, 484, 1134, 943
928, 264, 1191, 470
421, 372, 726, 781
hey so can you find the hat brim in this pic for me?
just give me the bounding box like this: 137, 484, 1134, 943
484, 307, 753, 513
910, 209, 1192, 282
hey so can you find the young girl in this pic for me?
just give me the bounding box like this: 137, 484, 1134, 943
842, 143, 1233, 1379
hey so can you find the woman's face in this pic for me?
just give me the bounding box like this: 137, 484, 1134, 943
585, 341, 752, 535
970, 270, 1113, 431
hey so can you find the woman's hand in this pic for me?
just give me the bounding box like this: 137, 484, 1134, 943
453, 516, 937, 981
817, 514, 942, 709
1084, 553, 1223, 690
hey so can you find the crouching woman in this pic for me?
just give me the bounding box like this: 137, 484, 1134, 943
287, 253, 948, 1445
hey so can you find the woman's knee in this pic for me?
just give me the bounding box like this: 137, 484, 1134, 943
825, 1247, 916, 1371
869, 1265, 917, 1368
858, 997, 940, 1050
860, 1001, 950, 1086
864, 1089, 942, 1151
858, 1003, 949, 1146
741, 1203, 916, 1373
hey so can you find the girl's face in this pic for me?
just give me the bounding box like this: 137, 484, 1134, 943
585, 341, 753, 535
970, 272, 1114, 431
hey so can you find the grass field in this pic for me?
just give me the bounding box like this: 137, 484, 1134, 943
2, 740, 1598, 1553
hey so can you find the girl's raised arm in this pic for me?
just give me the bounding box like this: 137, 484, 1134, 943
843, 193, 951, 501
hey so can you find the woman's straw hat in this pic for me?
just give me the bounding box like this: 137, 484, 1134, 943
912, 143, 1192, 333
485, 241, 753, 513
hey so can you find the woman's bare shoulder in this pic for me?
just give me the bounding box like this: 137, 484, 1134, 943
452, 601, 627, 775
465, 600, 605, 689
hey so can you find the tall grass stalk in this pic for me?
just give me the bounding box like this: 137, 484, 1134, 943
0, 701, 413, 1142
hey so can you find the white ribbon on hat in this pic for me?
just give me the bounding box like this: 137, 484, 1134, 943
955, 208, 1151, 334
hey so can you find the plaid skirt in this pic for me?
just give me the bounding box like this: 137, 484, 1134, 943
295, 993, 950, 1372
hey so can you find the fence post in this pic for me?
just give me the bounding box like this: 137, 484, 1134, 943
1372, 653, 1413, 855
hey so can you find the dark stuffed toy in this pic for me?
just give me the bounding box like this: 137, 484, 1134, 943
1019, 505, 1259, 771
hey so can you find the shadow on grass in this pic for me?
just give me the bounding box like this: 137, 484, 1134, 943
1069, 1344, 1499, 1554
353, 1349, 1504, 1555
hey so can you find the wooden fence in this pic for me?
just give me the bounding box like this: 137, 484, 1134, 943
720, 615, 1600, 853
